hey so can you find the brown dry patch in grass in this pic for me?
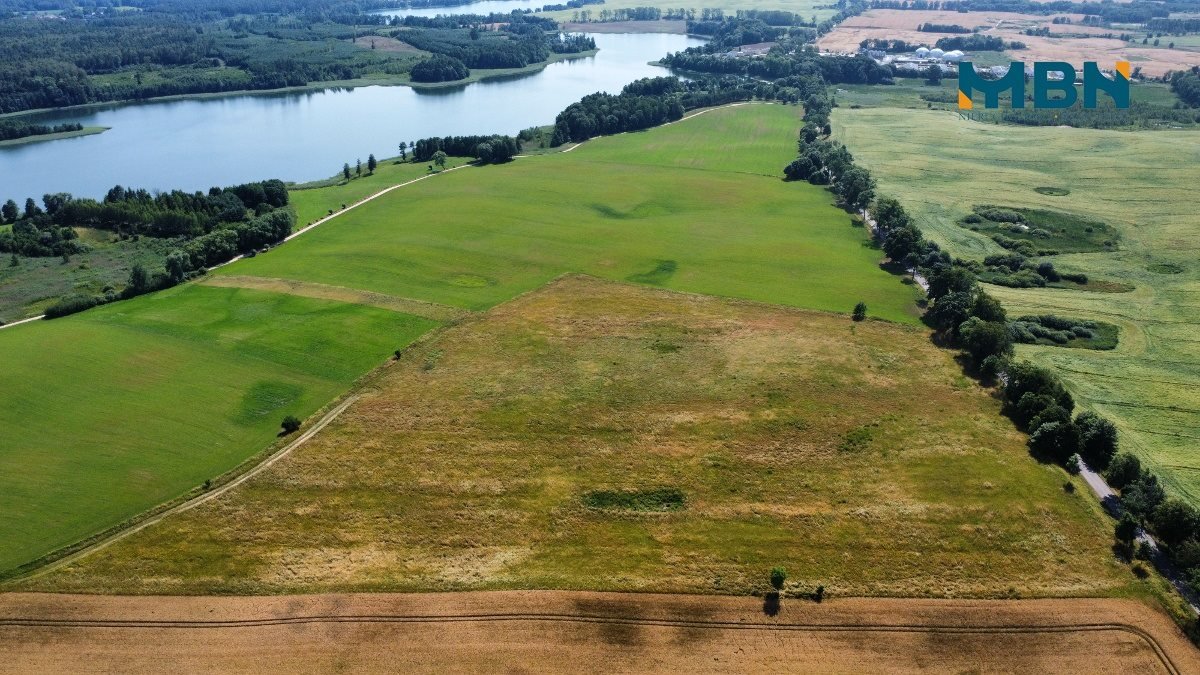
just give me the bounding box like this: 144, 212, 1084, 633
27, 276, 1134, 598
0, 592, 1195, 673
201, 275, 471, 322
348, 35, 424, 54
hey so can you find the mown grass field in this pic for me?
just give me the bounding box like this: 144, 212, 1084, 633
226, 104, 923, 324
28, 277, 1141, 598
832, 105, 1200, 505
0, 285, 436, 572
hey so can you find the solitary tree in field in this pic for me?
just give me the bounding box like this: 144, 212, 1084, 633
769, 566, 787, 591
281, 415, 301, 434
852, 302, 867, 321
368, 154, 377, 174
343, 163, 351, 181
433, 150, 448, 170
399, 141, 407, 160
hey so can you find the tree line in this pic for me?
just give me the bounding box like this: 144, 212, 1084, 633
411, 134, 520, 163
1, 179, 287, 258
659, 48, 892, 86
44, 208, 294, 318
546, 75, 797, 147
0, 120, 84, 142
1172, 68, 1200, 108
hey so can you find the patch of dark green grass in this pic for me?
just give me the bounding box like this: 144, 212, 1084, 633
839, 425, 875, 452
582, 487, 686, 512
1148, 263, 1184, 275
649, 340, 681, 354
626, 259, 677, 286
962, 205, 1117, 255
1034, 187, 1070, 196
235, 380, 305, 425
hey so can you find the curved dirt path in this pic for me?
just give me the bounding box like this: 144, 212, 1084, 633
0, 592, 1194, 674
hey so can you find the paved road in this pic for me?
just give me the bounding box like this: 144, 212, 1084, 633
1079, 459, 1200, 615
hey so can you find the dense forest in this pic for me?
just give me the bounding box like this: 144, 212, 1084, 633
0, 0, 595, 113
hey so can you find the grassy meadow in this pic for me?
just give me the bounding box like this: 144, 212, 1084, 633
832, 105, 1200, 505
26, 277, 1142, 598
0, 103, 919, 576
0, 285, 436, 572
227, 104, 923, 323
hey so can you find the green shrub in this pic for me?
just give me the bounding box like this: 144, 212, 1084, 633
281, 415, 301, 434
770, 566, 787, 590
44, 293, 100, 318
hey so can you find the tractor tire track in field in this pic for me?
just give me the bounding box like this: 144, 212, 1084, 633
15, 394, 360, 582
0, 612, 1183, 674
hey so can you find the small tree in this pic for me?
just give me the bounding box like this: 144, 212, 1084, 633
1115, 512, 1139, 546
281, 415, 301, 434
127, 263, 151, 295
356, 158, 363, 176
852, 301, 867, 321
769, 566, 787, 591
1106, 452, 1142, 489
343, 163, 351, 181
433, 150, 448, 170
1064, 453, 1081, 475
368, 154, 377, 174
399, 141, 408, 160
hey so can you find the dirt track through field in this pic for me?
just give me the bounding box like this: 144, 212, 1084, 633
1, 592, 1196, 673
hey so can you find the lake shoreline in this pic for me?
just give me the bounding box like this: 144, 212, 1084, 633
0, 51, 598, 121
0, 127, 110, 147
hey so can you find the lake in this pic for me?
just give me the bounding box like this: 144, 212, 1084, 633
0, 31, 703, 201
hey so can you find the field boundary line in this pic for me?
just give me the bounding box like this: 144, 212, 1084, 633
15, 395, 360, 582
0, 613, 1179, 672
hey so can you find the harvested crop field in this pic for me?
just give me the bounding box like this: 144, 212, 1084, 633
816, 9, 1080, 53
816, 9, 1190, 76
0, 592, 1195, 673
25, 276, 1137, 598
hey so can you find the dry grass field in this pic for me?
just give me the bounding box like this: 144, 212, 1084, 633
0, 592, 1195, 673
24, 276, 1138, 599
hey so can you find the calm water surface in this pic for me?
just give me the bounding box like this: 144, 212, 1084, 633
0, 31, 703, 201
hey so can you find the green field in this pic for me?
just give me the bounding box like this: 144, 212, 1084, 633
832, 106, 1200, 505
227, 105, 922, 324
0, 103, 920, 576
26, 277, 1140, 599
0, 285, 436, 572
